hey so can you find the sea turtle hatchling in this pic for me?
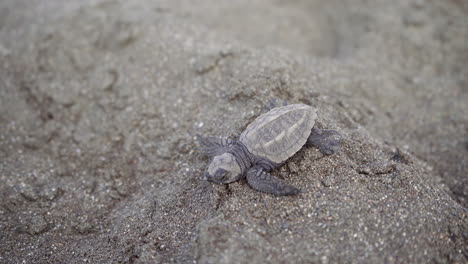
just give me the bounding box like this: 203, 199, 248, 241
198, 104, 341, 196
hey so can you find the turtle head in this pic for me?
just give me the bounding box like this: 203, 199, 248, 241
205, 153, 242, 184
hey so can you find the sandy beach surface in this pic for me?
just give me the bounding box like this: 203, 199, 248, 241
1, 0, 467, 263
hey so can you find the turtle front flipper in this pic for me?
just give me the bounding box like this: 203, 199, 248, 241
246, 166, 300, 196
197, 135, 235, 157
306, 128, 341, 155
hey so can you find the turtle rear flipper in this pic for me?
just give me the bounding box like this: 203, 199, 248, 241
246, 166, 300, 196
306, 128, 341, 155
197, 135, 235, 157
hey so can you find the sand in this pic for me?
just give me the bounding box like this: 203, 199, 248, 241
0, 0, 466, 263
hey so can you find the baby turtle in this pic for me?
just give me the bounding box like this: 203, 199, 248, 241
198, 104, 341, 196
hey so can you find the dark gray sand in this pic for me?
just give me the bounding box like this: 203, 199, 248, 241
0, 0, 467, 263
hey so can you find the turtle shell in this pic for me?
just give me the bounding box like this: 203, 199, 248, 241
239, 104, 317, 163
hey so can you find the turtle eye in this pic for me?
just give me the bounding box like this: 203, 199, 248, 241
214, 169, 227, 180
223, 172, 232, 181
